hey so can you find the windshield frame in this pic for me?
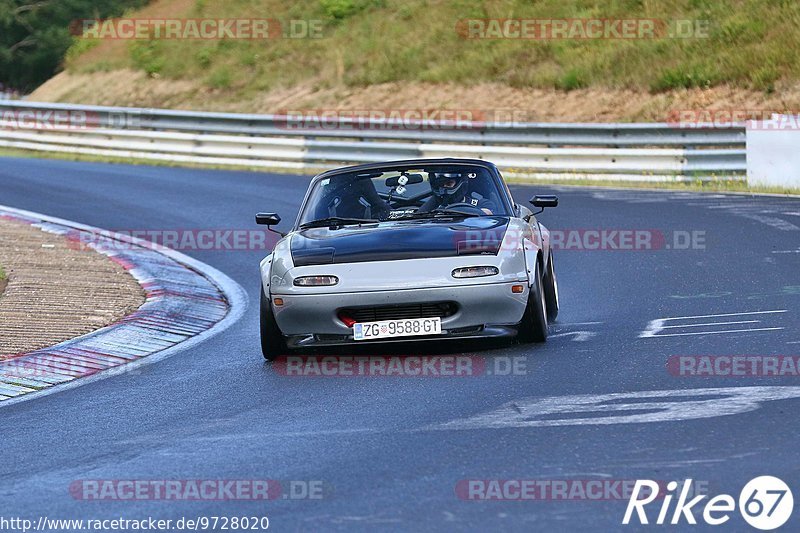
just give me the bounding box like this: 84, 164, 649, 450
292, 161, 514, 230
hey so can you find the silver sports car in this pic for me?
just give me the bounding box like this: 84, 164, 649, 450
256, 158, 559, 360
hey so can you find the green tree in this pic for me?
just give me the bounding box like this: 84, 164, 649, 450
0, 0, 149, 93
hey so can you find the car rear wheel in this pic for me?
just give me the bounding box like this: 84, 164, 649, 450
260, 286, 288, 361
543, 252, 559, 321
518, 261, 548, 343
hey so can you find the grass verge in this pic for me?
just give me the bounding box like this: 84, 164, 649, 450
503, 176, 800, 197
1, 146, 799, 197
0, 264, 7, 297
63, 0, 800, 95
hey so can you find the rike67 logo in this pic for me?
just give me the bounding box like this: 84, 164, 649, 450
623, 476, 793, 530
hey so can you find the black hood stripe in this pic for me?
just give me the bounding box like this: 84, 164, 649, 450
291, 217, 509, 267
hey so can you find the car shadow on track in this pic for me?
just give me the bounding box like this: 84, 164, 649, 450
304, 337, 512, 356
257, 336, 549, 378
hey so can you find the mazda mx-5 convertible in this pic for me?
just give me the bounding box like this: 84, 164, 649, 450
256, 158, 559, 360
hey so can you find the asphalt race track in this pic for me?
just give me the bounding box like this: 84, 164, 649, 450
1, 156, 799, 531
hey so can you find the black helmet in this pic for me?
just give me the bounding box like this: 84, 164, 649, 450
430, 171, 468, 204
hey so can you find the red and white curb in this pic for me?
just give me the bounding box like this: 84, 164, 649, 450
0, 205, 247, 407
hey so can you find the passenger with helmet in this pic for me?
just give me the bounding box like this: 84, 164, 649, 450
418, 171, 497, 215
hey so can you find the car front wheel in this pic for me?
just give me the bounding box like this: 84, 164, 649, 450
518, 261, 548, 343
543, 252, 559, 321
260, 285, 288, 361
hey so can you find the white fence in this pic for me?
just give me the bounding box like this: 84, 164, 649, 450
0, 100, 747, 181
746, 114, 800, 188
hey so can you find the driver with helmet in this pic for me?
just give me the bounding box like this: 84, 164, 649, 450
418, 171, 497, 215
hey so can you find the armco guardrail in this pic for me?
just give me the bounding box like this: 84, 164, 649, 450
0, 100, 746, 181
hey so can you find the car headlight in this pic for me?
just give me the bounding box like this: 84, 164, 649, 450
452, 266, 499, 278
293, 275, 339, 286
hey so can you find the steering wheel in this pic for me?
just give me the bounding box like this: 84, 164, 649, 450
437, 202, 485, 215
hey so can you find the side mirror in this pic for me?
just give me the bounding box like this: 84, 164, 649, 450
530, 195, 558, 209
256, 213, 281, 226
256, 213, 285, 237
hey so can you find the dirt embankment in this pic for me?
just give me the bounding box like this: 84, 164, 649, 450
29, 70, 800, 122
0, 217, 145, 356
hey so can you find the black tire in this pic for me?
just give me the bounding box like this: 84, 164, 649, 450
260, 285, 288, 361
518, 261, 548, 343
543, 251, 559, 321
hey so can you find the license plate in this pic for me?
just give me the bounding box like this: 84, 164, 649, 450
353, 317, 442, 341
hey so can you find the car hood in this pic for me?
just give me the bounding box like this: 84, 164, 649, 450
290, 216, 510, 267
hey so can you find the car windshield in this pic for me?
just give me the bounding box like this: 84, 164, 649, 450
297, 164, 509, 227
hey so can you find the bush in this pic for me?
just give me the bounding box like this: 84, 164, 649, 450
751, 64, 780, 93
558, 69, 586, 91
650, 65, 719, 92
208, 67, 232, 89
319, 0, 382, 20
129, 41, 165, 76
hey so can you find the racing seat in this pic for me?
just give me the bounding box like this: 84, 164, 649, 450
315, 177, 390, 220
467, 170, 501, 209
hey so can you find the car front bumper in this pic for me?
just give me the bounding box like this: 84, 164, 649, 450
270, 281, 529, 345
